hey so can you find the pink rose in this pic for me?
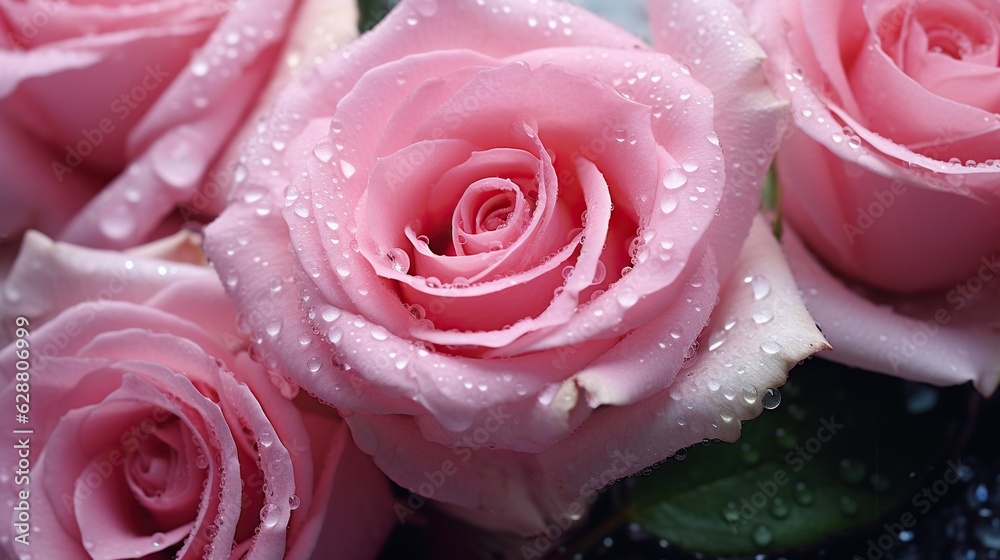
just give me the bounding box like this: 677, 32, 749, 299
0, 0, 356, 250
0, 232, 393, 559
748, 0, 1000, 394
206, 0, 828, 533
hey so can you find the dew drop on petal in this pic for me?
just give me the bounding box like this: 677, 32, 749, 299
761, 388, 781, 410
386, 248, 410, 274
258, 431, 274, 447
760, 340, 782, 354
752, 308, 774, 324
260, 503, 280, 528
744, 275, 770, 300
371, 326, 389, 341
662, 168, 687, 190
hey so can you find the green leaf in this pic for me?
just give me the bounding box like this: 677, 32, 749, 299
627, 359, 971, 557
358, 0, 394, 33
759, 165, 782, 239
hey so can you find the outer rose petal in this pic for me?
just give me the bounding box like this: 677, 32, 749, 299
0, 230, 209, 346
784, 227, 1000, 396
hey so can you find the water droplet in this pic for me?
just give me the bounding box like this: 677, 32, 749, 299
744, 275, 771, 300
662, 169, 688, 190
660, 197, 678, 214
673, 449, 688, 461
313, 141, 335, 163
100, 206, 136, 239
151, 532, 166, 548
327, 327, 343, 344
335, 263, 351, 277
742, 385, 758, 404
761, 388, 781, 409
371, 326, 389, 341
906, 385, 939, 414
870, 474, 890, 492
151, 131, 202, 188
260, 503, 281, 527
288, 495, 301, 510
258, 431, 274, 447
719, 405, 735, 423
616, 288, 639, 308
839, 458, 867, 485
761, 340, 782, 354
840, 495, 859, 516
681, 161, 699, 172
243, 188, 266, 204
306, 356, 322, 373
340, 160, 356, 178
752, 525, 773, 546
592, 261, 607, 284
721, 502, 741, 523
775, 427, 798, 449
190, 60, 209, 76
794, 482, 814, 506
708, 330, 726, 351
769, 497, 790, 519
752, 308, 774, 324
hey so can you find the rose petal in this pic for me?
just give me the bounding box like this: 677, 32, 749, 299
778, 126, 1000, 293
0, 231, 211, 346
783, 226, 1000, 395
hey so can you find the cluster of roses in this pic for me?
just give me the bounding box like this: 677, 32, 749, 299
1, 0, 996, 558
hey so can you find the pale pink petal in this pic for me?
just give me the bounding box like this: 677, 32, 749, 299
651, 0, 790, 279
784, 226, 1000, 395
0, 231, 211, 345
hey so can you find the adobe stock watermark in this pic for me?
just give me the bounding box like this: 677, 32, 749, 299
5, 0, 65, 50
393, 405, 513, 524
887, 253, 1000, 372
726, 416, 844, 532
520, 450, 643, 559
51, 65, 171, 182
857, 459, 965, 559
